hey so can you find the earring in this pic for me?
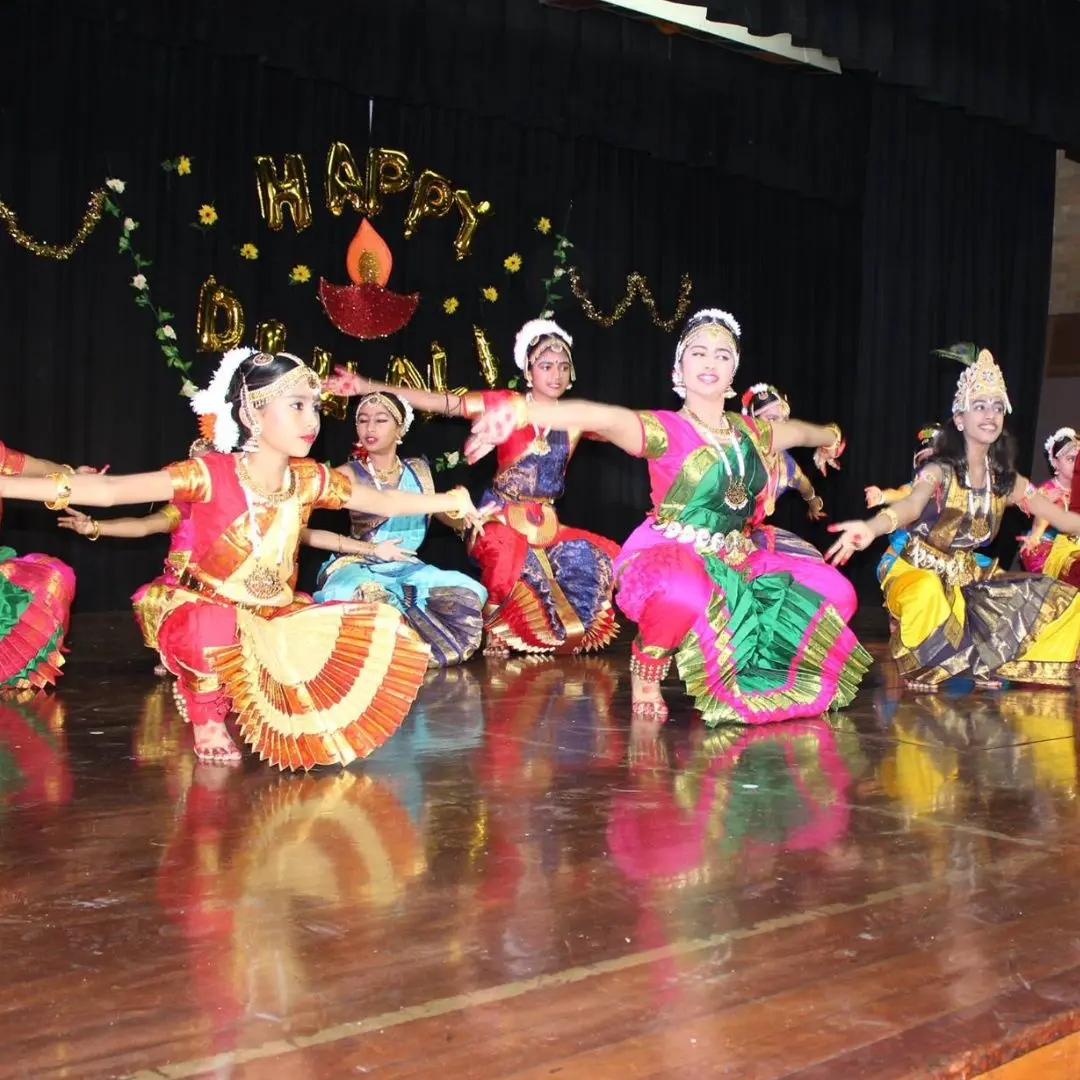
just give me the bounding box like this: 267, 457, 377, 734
242, 421, 261, 453
724, 387, 736, 400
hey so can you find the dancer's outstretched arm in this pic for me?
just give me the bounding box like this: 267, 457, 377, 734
466, 396, 645, 459
0, 469, 172, 507
325, 369, 470, 418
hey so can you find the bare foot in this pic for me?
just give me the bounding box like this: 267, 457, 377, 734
631, 672, 669, 720
974, 678, 1004, 691
192, 720, 242, 764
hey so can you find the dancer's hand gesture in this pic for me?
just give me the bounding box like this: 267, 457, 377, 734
825, 521, 875, 566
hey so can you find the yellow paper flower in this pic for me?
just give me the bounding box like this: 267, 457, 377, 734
290, 264, 312, 284
503, 253, 522, 273
177, 156, 192, 176
536, 217, 552, 235
197, 204, 218, 226
482, 286, 499, 303
443, 296, 460, 314
239, 242, 259, 260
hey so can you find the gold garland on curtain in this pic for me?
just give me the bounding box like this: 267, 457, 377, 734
0, 187, 108, 259
567, 268, 693, 331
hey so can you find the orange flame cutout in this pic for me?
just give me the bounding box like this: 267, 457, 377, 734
347, 218, 393, 286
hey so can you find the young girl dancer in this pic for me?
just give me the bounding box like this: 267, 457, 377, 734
0, 348, 481, 766
828, 348, 1080, 690
314, 390, 487, 667
1018, 427, 1080, 583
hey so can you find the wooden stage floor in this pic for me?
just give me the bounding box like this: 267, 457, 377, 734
3, 614, 1080, 1080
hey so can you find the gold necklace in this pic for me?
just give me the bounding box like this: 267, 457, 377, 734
366, 456, 402, 484
236, 454, 295, 505
682, 406, 732, 437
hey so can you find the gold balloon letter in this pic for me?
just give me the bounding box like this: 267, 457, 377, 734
325, 142, 366, 217
453, 190, 492, 259
254, 153, 312, 232
196, 276, 245, 352
311, 346, 352, 420
472, 326, 500, 387
364, 148, 412, 217
403, 169, 453, 238
428, 342, 467, 397
255, 320, 287, 354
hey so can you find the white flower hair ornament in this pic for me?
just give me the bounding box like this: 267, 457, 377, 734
514, 318, 574, 375
190, 345, 256, 452
672, 309, 742, 399
1045, 426, 1078, 459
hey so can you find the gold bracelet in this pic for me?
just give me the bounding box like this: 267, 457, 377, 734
878, 508, 900, 533
510, 395, 530, 428
60, 463, 75, 476
87, 519, 102, 541
44, 472, 72, 511
446, 486, 470, 521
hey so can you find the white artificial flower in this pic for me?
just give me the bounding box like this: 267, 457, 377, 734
123, 218, 137, 233
444, 450, 461, 467
131, 273, 148, 290
552, 267, 564, 279
161, 325, 177, 340
106, 178, 126, 193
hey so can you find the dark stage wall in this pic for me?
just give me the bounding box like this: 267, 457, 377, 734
0, 1, 1060, 611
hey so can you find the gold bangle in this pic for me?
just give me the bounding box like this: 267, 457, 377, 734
87, 520, 102, 542
510, 395, 530, 428
60, 463, 75, 476
446, 486, 470, 521
44, 472, 72, 511
878, 508, 900, 532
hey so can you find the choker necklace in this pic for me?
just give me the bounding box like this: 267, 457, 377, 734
682, 406, 732, 437
364, 456, 402, 489
236, 454, 295, 505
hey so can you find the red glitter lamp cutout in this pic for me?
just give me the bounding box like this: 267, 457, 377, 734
319, 219, 420, 339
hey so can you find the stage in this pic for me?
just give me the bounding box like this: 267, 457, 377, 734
0, 615, 1078, 1079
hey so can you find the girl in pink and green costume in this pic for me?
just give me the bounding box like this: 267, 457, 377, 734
466, 309, 871, 721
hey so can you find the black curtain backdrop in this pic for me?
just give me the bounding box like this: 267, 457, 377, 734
0, 0, 1060, 612
674, 0, 1080, 156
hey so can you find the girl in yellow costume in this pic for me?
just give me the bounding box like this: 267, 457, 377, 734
828, 345, 1080, 691
1018, 427, 1080, 584
0, 348, 481, 767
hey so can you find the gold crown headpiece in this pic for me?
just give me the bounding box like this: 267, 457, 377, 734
243, 353, 321, 411
934, 344, 1011, 415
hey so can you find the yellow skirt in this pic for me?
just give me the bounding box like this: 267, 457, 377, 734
1043, 533, 1080, 584
882, 554, 1080, 686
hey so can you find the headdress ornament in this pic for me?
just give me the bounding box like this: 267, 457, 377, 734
740, 382, 789, 418
933, 343, 1012, 415
514, 318, 574, 375
356, 391, 415, 438
190, 346, 254, 452
1044, 426, 1078, 462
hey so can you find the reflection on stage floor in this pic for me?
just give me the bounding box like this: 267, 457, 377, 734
2, 616, 1080, 1079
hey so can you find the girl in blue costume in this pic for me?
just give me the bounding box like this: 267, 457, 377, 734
315, 391, 486, 667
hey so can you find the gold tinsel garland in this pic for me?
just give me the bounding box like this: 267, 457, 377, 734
568, 268, 693, 331
0, 187, 108, 259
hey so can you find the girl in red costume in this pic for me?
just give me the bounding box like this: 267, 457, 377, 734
0, 347, 481, 767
